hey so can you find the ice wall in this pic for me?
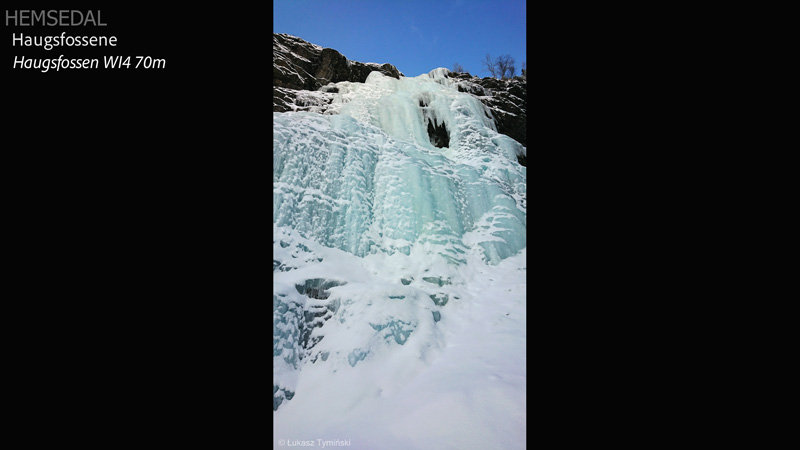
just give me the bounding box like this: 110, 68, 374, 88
274, 68, 526, 264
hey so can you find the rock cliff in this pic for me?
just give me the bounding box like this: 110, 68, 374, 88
274, 33, 404, 113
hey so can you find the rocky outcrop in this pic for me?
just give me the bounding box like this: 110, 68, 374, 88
273, 33, 404, 112
448, 72, 527, 149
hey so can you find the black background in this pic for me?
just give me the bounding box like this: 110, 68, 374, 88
5, 5, 269, 444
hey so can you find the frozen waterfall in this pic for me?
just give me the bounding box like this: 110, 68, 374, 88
274, 68, 526, 264
274, 68, 526, 450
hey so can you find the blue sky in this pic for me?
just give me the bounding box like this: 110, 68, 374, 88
274, 0, 526, 78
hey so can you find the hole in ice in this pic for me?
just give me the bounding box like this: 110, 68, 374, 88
432, 311, 441, 322
347, 349, 368, 367
273, 386, 296, 411
429, 293, 449, 306
400, 278, 413, 285
369, 320, 414, 345
422, 276, 451, 287
426, 118, 450, 148
294, 278, 347, 300
311, 350, 329, 363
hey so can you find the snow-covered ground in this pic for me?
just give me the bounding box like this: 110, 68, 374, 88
274, 68, 526, 450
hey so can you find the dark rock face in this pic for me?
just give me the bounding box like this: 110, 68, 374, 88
448, 71, 527, 149
315, 48, 350, 86
478, 76, 527, 150
273, 33, 404, 112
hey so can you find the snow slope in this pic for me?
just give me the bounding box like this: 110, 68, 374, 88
274, 68, 526, 450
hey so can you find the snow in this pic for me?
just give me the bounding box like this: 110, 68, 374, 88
274, 67, 526, 449
274, 244, 526, 450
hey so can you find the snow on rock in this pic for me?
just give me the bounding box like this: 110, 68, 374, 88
273, 33, 404, 112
